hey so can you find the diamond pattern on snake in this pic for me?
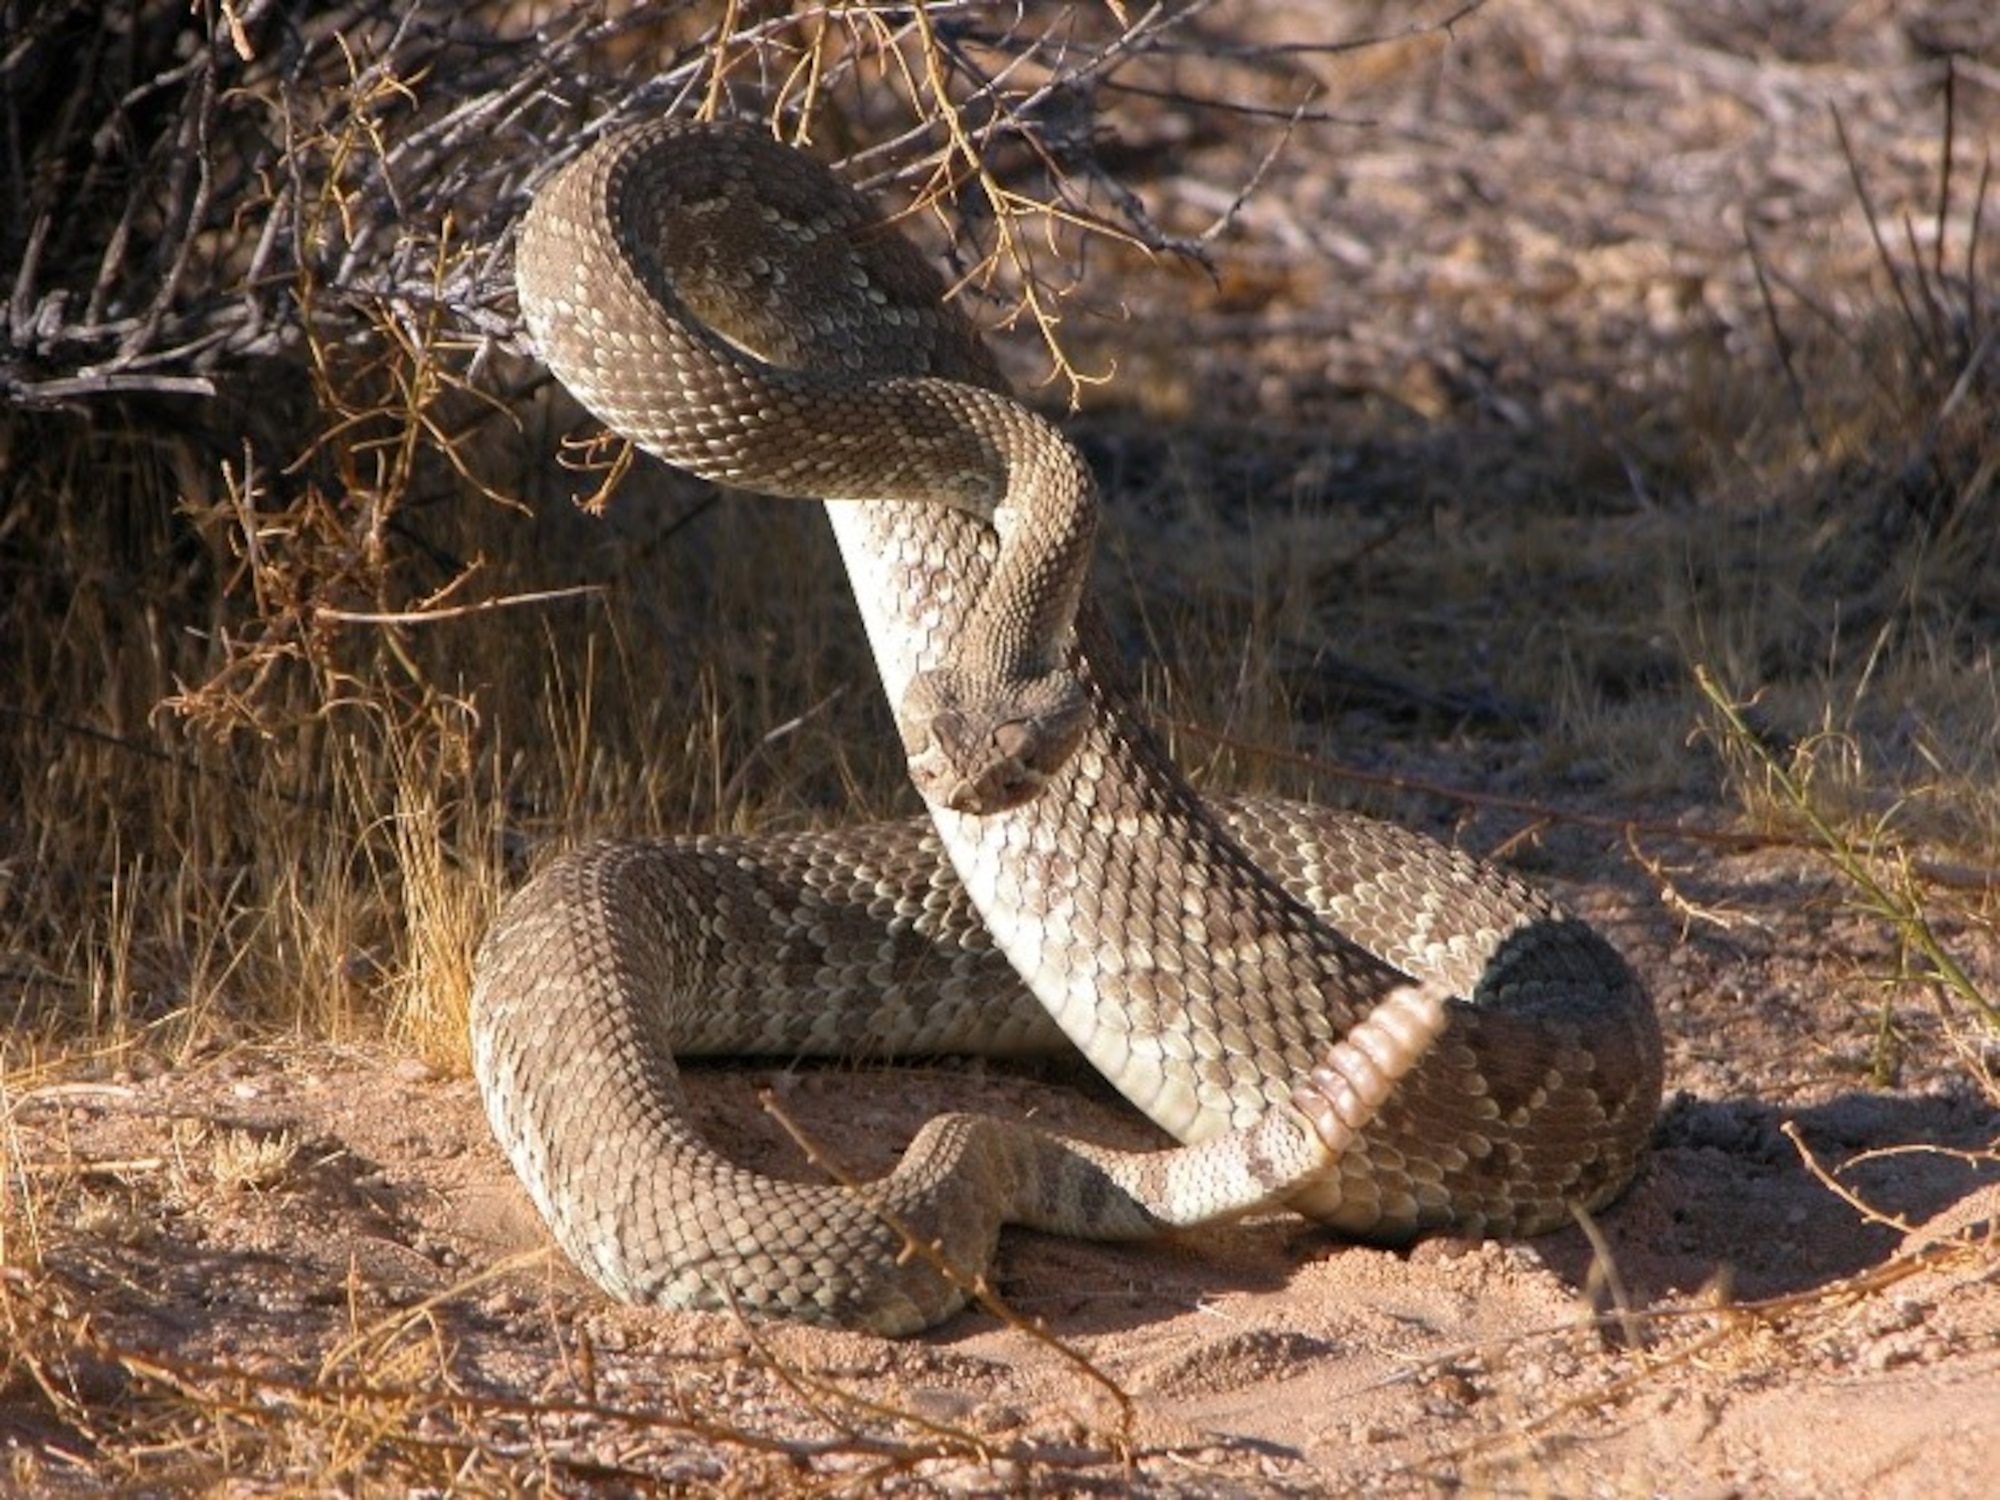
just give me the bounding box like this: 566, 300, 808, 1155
477, 119, 1665, 1335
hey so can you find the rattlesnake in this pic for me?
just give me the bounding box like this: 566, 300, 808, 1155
476, 119, 1664, 1335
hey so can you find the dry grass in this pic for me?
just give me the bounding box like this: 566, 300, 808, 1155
3, 0, 1997, 1491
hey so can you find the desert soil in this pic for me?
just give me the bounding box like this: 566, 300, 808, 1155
7, 893, 1997, 1496
6, 1, 1998, 1495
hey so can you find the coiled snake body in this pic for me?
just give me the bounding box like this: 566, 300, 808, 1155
477, 120, 1664, 1334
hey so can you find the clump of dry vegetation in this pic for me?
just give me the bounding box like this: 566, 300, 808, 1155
3, 0, 1996, 1491
1691, 66, 1998, 1096
0, 0, 1267, 1063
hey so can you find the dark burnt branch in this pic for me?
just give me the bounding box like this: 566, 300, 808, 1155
1, 0, 1456, 413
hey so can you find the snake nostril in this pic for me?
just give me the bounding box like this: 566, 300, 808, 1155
993, 719, 1034, 763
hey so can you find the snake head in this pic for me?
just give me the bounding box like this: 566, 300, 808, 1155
898, 665, 1091, 815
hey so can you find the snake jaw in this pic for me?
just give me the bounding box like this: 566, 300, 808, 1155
898, 664, 1092, 815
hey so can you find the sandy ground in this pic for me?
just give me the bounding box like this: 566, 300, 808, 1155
5, 1, 1997, 1493
7, 836, 1996, 1494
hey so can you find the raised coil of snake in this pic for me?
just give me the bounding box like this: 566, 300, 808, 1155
478, 117, 1666, 1335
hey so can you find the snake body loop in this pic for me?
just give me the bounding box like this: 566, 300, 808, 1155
476, 120, 1664, 1334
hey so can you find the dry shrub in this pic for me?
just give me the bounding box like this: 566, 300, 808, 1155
3, 0, 1357, 1067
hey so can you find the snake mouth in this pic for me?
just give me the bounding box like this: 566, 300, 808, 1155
905, 711, 1050, 815
899, 666, 1094, 816
939, 760, 1047, 817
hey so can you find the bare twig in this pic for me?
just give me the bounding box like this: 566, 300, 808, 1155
312, 586, 604, 627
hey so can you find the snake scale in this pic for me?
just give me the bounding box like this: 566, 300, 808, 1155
476, 119, 1664, 1335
